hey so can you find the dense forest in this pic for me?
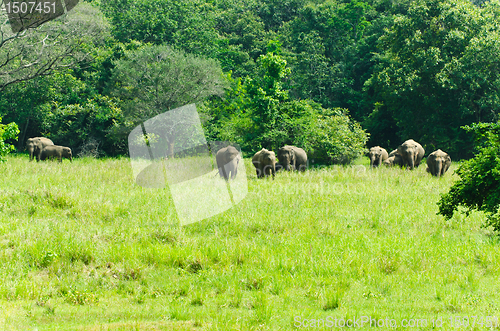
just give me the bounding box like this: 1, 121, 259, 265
1, 0, 500, 161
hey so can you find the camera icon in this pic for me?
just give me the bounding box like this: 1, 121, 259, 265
128, 104, 247, 225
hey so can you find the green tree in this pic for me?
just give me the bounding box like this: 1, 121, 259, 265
245, 42, 291, 150
100, 0, 220, 57
366, 0, 500, 158
0, 117, 19, 161
39, 95, 124, 156
108, 44, 225, 156
438, 122, 500, 231
0, 3, 109, 91
281, 0, 372, 110
0, 71, 88, 150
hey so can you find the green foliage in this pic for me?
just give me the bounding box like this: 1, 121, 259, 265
366, 0, 500, 157
246, 47, 291, 149
282, 0, 373, 110
308, 108, 369, 164
109, 44, 225, 125
266, 100, 368, 164
438, 122, 500, 231
0, 72, 125, 156
201, 72, 250, 142
5, 0, 499, 162
100, 0, 220, 56
40, 95, 123, 156
206, 45, 367, 163
0, 117, 19, 161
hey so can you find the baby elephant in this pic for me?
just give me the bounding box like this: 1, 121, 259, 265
369, 146, 388, 167
426, 149, 451, 177
384, 149, 403, 167
40, 145, 73, 162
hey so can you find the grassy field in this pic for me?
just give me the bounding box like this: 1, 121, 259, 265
0, 155, 499, 330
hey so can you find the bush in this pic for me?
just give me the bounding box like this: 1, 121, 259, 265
437, 122, 500, 231
271, 100, 368, 164
40, 95, 124, 156
308, 107, 368, 165
0, 117, 19, 161
211, 98, 368, 164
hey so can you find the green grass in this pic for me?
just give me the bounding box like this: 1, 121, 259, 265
0, 155, 499, 330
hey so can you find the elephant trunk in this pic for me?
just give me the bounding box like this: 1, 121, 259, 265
435, 160, 442, 177
28, 147, 34, 161
408, 152, 415, 170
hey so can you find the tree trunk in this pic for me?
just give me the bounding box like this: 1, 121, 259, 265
18, 117, 30, 150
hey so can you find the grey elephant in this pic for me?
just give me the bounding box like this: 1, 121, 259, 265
252, 148, 276, 178
397, 139, 425, 169
39, 145, 73, 162
369, 146, 388, 167
277, 145, 308, 171
26, 137, 54, 161
384, 149, 403, 167
216, 146, 241, 180
426, 149, 451, 177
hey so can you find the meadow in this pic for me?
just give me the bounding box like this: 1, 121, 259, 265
0, 155, 499, 330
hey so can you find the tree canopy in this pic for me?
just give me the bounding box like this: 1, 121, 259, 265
1, 0, 499, 161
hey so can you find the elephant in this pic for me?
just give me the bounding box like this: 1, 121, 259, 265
26, 137, 53, 161
216, 146, 241, 180
426, 149, 451, 177
39, 145, 73, 162
368, 146, 388, 167
277, 145, 308, 171
397, 139, 425, 170
252, 148, 276, 178
384, 149, 403, 167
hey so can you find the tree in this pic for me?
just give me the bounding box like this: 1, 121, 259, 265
276, 0, 385, 127
39, 95, 124, 156
0, 2, 110, 91
0, 71, 87, 150
438, 122, 500, 232
365, 0, 500, 158
244, 42, 290, 150
0, 117, 19, 161
100, 0, 220, 57
108, 44, 225, 156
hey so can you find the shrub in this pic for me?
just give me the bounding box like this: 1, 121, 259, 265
0, 117, 19, 161
40, 95, 124, 156
437, 122, 500, 231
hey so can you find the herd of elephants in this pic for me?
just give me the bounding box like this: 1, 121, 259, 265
26, 137, 73, 162
25, 137, 451, 180
216, 139, 452, 180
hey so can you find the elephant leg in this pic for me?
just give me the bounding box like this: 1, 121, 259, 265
221, 167, 228, 180
263, 164, 271, 177
231, 162, 238, 179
